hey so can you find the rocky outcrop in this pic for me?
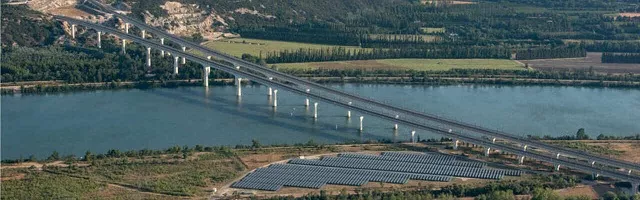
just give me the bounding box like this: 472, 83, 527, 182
27, 0, 78, 11
143, 1, 235, 40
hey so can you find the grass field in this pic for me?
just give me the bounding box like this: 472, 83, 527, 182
276, 59, 524, 71
202, 38, 362, 57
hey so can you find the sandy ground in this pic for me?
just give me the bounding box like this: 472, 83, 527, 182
521, 52, 640, 74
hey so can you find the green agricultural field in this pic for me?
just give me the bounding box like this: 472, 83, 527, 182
202, 38, 362, 57
275, 59, 524, 71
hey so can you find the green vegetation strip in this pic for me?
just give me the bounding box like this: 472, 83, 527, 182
203, 38, 362, 57
275, 59, 524, 71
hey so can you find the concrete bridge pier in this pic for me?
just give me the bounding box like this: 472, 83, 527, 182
394, 124, 398, 130
313, 102, 318, 118
121, 39, 126, 54
97, 31, 101, 48
267, 77, 273, 96
125, 23, 129, 34
591, 161, 596, 167
359, 116, 364, 131
556, 153, 561, 159
203, 66, 210, 87
173, 56, 179, 74
629, 169, 633, 175
273, 90, 278, 107
492, 137, 496, 143
346, 102, 352, 118
234, 66, 240, 85
453, 139, 459, 150
411, 130, 416, 143
305, 89, 310, 107
236, 77, 242, 96
146, 47, 152, 68
554, 164, 561, 171
181, 46, 186, 64
71, 24, 76, 39
160, 38, 165, 57
592, 173, 600, 179
518, 155, 525, 164
484, 147, 491, 156
141, 29, 146, 39
517, 145, 528, 164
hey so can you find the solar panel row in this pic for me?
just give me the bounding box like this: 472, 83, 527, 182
338, 153, 484, 168
266, 163, 452, 182
378, 152, 520, 176
291, 157, 505, 180
381, 151, 456, 162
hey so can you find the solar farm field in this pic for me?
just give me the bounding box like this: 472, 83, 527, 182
231, 152, 521, 191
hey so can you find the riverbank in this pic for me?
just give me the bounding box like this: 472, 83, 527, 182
2, 76, 639, 95
0, 79, 235, 95
2, 141, 637, 199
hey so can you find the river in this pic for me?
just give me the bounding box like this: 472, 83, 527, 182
2, 84, 639, 159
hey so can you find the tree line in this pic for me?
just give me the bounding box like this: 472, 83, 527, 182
582, 41, 640, 53
515, 47, 587, 60
264, 46, 511, 63
1, 40, 233, 83
602, 52, 640, 63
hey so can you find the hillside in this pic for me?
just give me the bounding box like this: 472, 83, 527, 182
0, 5, 65, 47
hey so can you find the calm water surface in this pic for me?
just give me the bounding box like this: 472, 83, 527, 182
2, 84, 639, 159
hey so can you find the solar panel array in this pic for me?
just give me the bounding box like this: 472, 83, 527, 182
339, 153, 484, 168
232, 152, 521, 191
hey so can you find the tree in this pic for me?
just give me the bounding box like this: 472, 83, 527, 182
251, 139, 262, 149
576, 128, 589, 140
532, 188, 563, 200
475, 190, 515, 200
84, 151, 93, 162
602, 191, 618, 200
195, 145, 204, 152
597, 134, 606, 140
47, 151, 60, 161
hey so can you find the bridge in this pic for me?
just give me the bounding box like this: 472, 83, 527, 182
56, 0, 639, 193
78, 0, 640, 176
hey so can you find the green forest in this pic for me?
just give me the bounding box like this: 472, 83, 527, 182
1, 0, 640, 87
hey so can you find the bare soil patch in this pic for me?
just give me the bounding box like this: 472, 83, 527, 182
521, 52, 640, 74
49, 7, 93, 17
620, 13, 640, 17
589, 142, 640, 164
0, 173, 26, 181
556, 185, 599, 199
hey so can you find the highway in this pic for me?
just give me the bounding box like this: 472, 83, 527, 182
80, 0, 640, 175
55, 16, 640, 186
